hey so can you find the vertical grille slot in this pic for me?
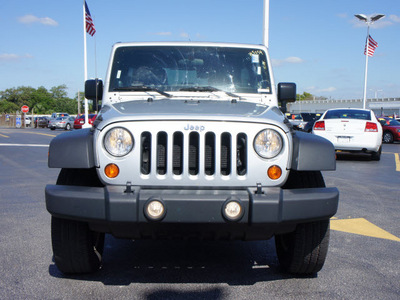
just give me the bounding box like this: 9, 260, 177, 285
236, 133, 247, 175
189, 132, 199, 175
220, 132, 231, 175
140, 132, 152, 175
205, 132, 216, 175
157, 132, 167, 175
173, 132, 183, 175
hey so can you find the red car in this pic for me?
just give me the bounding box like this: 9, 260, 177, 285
73, 114, 97, 129
378, 117, 400, 143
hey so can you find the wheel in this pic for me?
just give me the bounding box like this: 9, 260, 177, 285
65, 123, 71, 130
51, 168, 105, 274
371, 146, 382, 161
383, 131, 393, 143
51, 217, 104, 274
50, 127, 55, 130
275, 171, 330, 275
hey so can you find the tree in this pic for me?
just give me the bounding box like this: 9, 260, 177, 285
0, 85, 78, 114
0, 100, 19, 113
296, 92, 314, 101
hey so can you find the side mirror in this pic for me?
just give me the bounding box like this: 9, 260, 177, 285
277, 82, 296, 114
85, 79, 103, 101
278, 82, 296, 102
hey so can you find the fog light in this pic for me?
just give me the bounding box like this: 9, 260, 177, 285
222, 200, 244, 221
267, 165, 282, 180
105, 163, 119, 178
145, 200, 166, 221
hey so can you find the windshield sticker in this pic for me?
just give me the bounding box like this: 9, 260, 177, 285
257, 66, 262, 75
251, 54, 260, 64
116, 70, 121, 79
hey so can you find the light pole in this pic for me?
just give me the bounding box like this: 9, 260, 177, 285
354, 14, 385, 109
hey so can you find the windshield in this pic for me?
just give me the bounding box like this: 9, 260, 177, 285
380, 118, 400, 126
109, 46, 272, 94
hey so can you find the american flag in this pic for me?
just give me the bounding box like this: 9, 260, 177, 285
364, 35, 378, 57
85, 1, 96, 36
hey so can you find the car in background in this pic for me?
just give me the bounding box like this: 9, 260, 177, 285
49, 116, 75, 130
286, 113, 320, 131
301, 113, 321, 132
25, 117, 32, 127
34, 116, 50, 128
50, 112, 69, 119
73, 114, 97, 129
312, 108, 382, 160
378, 117, 400, 143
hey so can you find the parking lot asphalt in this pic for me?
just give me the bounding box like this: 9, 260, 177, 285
0, 127, 399, 299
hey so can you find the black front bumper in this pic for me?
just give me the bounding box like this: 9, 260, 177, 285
45, 185, 339, 240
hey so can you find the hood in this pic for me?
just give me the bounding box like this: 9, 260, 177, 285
95, 99, 288, 131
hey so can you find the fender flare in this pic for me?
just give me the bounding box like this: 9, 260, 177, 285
48, 128, 95, 168
290, 131, 336, 171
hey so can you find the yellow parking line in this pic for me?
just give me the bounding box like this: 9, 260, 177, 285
0, 133, 9, 138
395, 153, 400, 172
22, 131, 56, 137
331, 218, 400, 242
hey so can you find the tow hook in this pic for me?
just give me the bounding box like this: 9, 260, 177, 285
124, 182, 134, 194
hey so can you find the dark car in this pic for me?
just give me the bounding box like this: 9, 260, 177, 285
286, 113, 321, 132
73, 114, 97, 129
34, 116, 50, 128
302, 113, 322, 132
378, 117, 400, 143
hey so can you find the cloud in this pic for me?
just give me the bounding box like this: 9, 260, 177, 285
318, 87, 337, 93
389, 15, 400, 23
306, 86, 337, 94
0, 53, 33, 62
272, 56, 304, 67
17, 14, 58, 26
152, 31, 172, 36
180, 31, 189, 38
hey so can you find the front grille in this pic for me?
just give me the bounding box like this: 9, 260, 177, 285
140, 131, 248, 177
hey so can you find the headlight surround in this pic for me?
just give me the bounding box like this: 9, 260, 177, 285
104, 127, 134, 157
254, 129, 283, 158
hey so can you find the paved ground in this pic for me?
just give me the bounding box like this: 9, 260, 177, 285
0, 128, 399, 299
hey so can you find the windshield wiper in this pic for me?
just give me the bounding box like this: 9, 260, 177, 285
179, 86, 241, 99
113, 85, 171, 98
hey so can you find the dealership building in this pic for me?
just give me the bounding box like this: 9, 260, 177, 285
288, 97, 400, 117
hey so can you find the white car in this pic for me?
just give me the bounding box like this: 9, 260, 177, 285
312, 108, 382, 160
25, 117, 31, 127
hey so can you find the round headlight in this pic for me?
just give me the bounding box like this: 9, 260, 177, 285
104, 127, 134, 157
254, 129, 283, 158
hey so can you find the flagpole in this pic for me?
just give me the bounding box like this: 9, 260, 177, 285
82, 0, 89, 128
362, 25, 370, 109
355, 14, 385, 110
263, 0, 269, 48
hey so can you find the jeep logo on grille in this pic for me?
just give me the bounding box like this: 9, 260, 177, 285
184, 124, 205, 132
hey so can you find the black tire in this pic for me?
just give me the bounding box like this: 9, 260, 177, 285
52, 168, 105, 274
383, 131, 393, 143
65, 123, 71, 130
371, 146, 382, 161
275, 171, 330, 275
51, 217, 105, 274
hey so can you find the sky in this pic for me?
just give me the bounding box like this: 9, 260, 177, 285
1, 0, 399, 100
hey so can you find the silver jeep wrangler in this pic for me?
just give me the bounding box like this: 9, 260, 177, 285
46, 42, 339, 275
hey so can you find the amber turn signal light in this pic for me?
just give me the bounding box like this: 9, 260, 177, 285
105, 163, 119, 178
267, 165, 282, 180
